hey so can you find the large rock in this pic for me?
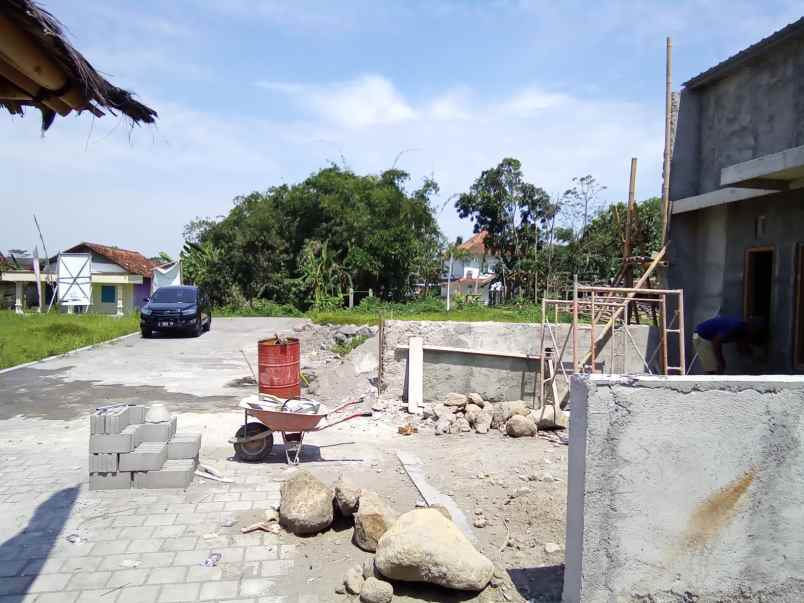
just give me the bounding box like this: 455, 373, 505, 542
455, 417, 471, 433
360, 577, 393, 603
279, 470, 334, 535
506, 414, 537, 438
354, 491, 399, 552
474, 411, 492, 434
335, 474, 360, 517
464, 403, 482, 425
433, 403, 456, 420
533, 405, 569, 430
467, 393, 485, 407
344, 565, 365, 595
491, 400, 530, 428
434, 418, 452, 435
443, 393, 468, 407
375, 508, 494, 592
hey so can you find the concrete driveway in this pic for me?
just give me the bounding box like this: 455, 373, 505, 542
0, 317, 307, 420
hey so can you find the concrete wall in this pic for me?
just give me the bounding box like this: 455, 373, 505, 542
669, 190, 804, 373
669, 35, 804, 373
564, 375, 804, 603
382, 320, 657, 403
670, 36, 804, 199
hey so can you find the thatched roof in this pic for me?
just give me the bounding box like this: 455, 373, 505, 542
0, 0, 157, 130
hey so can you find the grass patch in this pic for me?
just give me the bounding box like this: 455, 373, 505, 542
330, 334, 369, 356
0, 310, 139, 370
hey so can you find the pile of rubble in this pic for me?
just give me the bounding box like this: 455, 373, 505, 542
278, 470, 496, 602
422, 393, 567, 437
89, 403, 200, 490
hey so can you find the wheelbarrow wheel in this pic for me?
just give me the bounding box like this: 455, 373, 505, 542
233, 422, 274, 462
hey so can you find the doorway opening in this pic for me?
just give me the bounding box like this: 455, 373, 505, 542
744, 247, 774, 325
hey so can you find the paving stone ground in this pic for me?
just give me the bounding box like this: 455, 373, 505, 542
0, 450, 311, 603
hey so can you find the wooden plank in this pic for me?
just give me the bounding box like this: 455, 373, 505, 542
396, 451, 477, 543
396, 344, 540, 361
407, 337, 423, 414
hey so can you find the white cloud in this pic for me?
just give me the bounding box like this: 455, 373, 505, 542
428, 89, 473, 121
500, 88, 571, 117
259, 75, 417, 129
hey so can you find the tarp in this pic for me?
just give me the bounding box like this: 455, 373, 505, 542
152, 261, 181, 292
57, 253, 92, 306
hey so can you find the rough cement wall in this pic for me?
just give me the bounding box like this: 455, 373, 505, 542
669, 190, 804, 373
564, 375, 804, 603
382, 320, 657, 403
670, 37, 804, 199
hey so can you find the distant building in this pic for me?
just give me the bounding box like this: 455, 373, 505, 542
1, 242, 159, 315
441, 231, 501, 304
669, 18, 804, 372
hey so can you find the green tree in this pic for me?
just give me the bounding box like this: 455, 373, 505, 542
455, 158, 552, 299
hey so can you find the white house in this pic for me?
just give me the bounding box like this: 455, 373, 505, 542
441, 231, 501, 304
1, 242, 158, 315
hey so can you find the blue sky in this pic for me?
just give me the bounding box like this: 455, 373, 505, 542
2, 0, 801, 257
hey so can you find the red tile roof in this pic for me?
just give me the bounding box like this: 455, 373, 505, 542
64, 242, 159, 277
458, 231, 489, 255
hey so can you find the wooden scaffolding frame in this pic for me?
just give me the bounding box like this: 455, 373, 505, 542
536, 248, 687, 410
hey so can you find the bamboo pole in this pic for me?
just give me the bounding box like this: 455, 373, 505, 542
624, 157, 637, 263
0, 15, 88, 110
590, 290, 597, 373
572, 275, 579, 373
678, 289, 686, 374
538, 297, 547, 408
661, 37, 673, 246
0, 60, 71, 115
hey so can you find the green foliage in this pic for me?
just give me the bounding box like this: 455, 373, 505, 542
216, 300, 303, 318
0, 311, 139, 369
184, 166, 442, 309
331, 334, 369, 356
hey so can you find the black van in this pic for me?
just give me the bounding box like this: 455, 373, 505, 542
140, 285, 212, 338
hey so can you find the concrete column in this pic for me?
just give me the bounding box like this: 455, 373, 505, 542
116, 285, 124, 316
14, 282, 23, 314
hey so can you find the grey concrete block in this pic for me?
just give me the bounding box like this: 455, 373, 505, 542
119, 442, 168, 472
134, 459, 195, 489
90, 472, 132, 491
167, 434, 201, 460
90, 426, 136, 453
136, 417, 177, 444
90, 413, 105, 434
105, 406, 131, 434
128, 405, 147, 424
89, 453, 118, 473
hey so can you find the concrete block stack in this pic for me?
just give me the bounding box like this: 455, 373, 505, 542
89, 404, 201, 491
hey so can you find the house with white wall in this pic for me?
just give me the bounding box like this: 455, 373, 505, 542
1, 242, 158, 315
441, 231, 501, 304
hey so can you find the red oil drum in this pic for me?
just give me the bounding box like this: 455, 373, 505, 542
258, 337, 301, 399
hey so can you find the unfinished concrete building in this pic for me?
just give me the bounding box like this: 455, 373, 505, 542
669, 17, 804, 373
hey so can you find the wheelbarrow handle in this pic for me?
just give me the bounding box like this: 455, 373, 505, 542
314, 410, 372, 431
328, 399, 363, 414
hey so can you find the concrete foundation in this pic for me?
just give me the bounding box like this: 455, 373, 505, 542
382, 320, 657, 402
564, 374, 804, 603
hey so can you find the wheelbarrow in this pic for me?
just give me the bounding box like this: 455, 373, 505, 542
229, 397, 371, 464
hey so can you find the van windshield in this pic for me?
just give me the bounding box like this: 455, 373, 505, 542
151, 288, 196, 303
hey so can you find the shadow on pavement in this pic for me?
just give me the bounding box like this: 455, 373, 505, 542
0, 486, 79, 601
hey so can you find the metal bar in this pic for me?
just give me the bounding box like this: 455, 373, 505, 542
576, 285, 682, 295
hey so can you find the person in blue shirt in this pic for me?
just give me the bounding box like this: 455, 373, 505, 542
693, 315, 758, 374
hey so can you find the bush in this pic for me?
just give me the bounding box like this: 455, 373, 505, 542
217, 299, 303, 317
